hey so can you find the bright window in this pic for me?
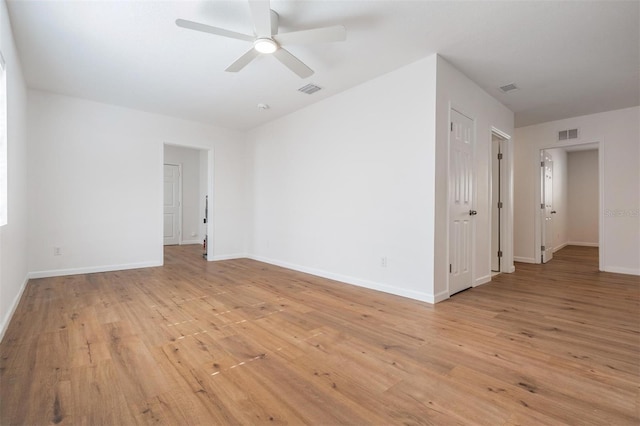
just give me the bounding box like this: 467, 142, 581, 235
0, 50, 6, 226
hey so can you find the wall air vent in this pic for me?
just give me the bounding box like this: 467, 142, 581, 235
499, 83, 519, 93
558, 128, 579, 141
298, 84, 322, 95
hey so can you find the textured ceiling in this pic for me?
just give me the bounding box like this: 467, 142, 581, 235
7, 0, 640, 129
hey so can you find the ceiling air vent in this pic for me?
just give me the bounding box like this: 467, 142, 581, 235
558, 128, 579, 141
499, 83, 519, 93
298, 84, 322, 95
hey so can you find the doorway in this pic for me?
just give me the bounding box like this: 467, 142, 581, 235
540, 150, 554, 263
490, 127, 514, 276
491, 132, 505, 273
163, 144, 212, 259
537, 143, 600, 266
491, 133, 507, 273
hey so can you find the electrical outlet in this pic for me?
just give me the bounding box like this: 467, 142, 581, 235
380, 256, 387, 268
53, 247, 62, 256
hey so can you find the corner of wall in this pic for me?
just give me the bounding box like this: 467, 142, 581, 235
0, 0, 30, 344
0, 274, 29, 343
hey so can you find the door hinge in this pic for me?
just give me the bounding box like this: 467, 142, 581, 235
497, 251, 503, 258
497, 153, 503, 160
541, 161, 545, 167
541, 245, 545, 251
541, 203, 545, 209
498, 201, 503, 209
449, 264, 452, 273
450, 122, 453, 132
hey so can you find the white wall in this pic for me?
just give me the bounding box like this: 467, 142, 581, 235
434, 56, 515, 300
568, 149, 599, 245
164, 144, 202, 244
545, 148, 568, 251
27, 90, 246, 277
514, 107, 639, 275
0, 0, 29, 339
247, 55, 438, 302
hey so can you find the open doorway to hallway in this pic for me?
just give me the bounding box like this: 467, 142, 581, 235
163, 144, 210, 259
538, 143, 600, 266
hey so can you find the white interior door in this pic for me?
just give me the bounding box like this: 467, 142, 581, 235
164, 164, 181, 246
449, 109, 475, 295
541, 151, 554, 263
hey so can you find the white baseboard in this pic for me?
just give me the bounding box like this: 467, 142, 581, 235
433, 290, 449, 303
0, 274, 29, 344
247, 254, 436, 304
602, 266, 640, 276
474, 274, 492, 287
567, 241, 599, 247
29, 260, 163, 279
180, 239, 202, 245
553, 242, 569, 253
514, 256, 537, 264
212, 253, 246, 261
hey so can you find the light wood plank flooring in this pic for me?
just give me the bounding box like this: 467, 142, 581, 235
1, 245, 638, 425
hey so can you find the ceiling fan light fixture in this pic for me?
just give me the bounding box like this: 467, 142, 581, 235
254, 38, 278, 54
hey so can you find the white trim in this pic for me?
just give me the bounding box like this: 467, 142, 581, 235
0, 274, 29, 343
180, 239, 201, 245
474, 274, 492, 287
601, 266, 640, 276
489, 128, 514, 274
28, 261, 162, 279
514, 256, 537, 264
206, 149, 214, 261
433, 290, 450, 303
553, 242, 569, 252
491, 127, 511, 141
247, 254, 436, 304
212, 253, 246, 261
567, 241, 599, 247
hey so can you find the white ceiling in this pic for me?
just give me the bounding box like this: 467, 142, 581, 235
6, 0, 639, 130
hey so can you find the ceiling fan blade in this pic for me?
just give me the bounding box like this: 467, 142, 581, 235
176, 19, 254, 42
274, 25, 346, 45
248, 1, 273, 36
225, 48, 261, 72
273, 48, 314, 78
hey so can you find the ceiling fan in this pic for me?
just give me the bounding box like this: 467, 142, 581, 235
176, 0, 346, 78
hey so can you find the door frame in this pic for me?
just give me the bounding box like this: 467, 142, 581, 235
490, 128, 513, 274
540, 150, 554, 263
163, 162, 183, 245
534, 141, 603, 270
162, 143, 215, 261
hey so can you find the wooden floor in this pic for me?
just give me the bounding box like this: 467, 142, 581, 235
1, 245, 638, 425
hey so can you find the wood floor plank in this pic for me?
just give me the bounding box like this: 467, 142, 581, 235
1, 244, 638, 425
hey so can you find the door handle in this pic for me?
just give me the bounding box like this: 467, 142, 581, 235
551, 210, 557, 214
469, 210, 478, 216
